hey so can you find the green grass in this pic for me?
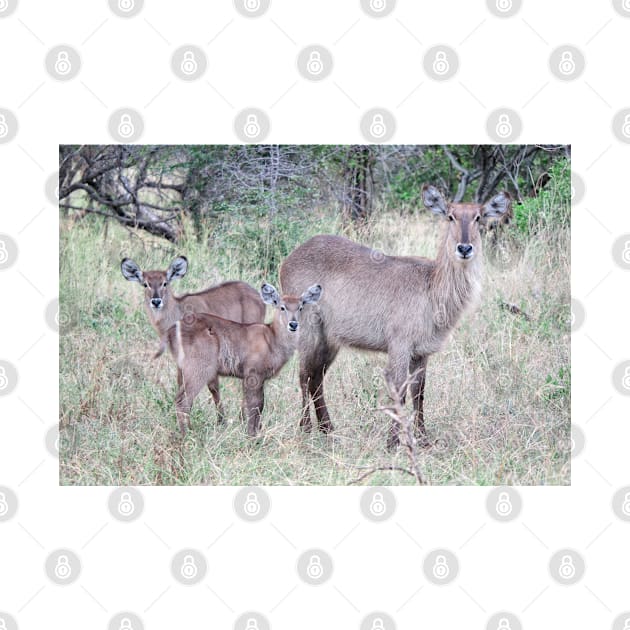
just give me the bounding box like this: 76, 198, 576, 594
59, 205, 570, 486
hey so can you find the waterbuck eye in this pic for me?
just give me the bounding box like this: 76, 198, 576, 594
280, 306, 286, 311
143, 282, 149, 288
475, 215, 481, 222
448, 215, 455, 222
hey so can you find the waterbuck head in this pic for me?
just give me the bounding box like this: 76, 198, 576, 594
121, 256, 188, 311
260, 283, 322, 333
422, 184, 511, 263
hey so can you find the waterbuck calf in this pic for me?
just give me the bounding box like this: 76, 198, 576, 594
121, 256, 265, 411
280, 184, 511, 449
166, 283, 322, 436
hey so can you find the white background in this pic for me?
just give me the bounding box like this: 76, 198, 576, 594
0, 0, 629, 628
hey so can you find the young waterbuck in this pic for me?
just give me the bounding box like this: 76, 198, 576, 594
121, 255, 265, 354
121, 256, 265, 416
280, 184, 511, 448
165, 283, 322, 436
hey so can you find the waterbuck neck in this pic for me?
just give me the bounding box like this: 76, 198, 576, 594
146, 294, 182, 335
429, 229, 483, 331
268, 311, 299, 368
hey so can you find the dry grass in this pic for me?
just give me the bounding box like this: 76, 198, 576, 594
59, 208, 570, 486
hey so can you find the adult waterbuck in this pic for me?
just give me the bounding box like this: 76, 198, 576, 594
165, 283, 322, 435
121, 256, 265, 415
280, 184, 511, 448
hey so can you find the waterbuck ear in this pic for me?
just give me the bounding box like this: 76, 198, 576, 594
482, 191, 511, 218
260, 283, 280, 306
121, 258, 143, 283
301, 284, 322, 305
422, 184, 448, 216
166, 256, 188, 282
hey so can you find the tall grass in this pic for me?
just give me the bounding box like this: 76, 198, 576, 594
59, 198, 570, 485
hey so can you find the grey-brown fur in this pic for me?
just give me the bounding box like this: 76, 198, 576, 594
280, 184, 511, 448
165, 283, 322, 436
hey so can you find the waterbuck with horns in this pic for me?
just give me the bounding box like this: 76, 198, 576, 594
280, 184, 511, 449
166, 283, 322, 436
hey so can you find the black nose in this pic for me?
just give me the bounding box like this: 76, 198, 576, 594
151, 298, 162, 308
457, 244, 473, 257
288, 321, 298, 331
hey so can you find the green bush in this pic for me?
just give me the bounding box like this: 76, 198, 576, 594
513, 159, 571, 235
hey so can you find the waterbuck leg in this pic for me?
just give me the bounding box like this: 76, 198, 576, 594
309, 370, 333, 434
243, 382, 264, 437
208, 379, 225, 424
298, 366, 313, 431
384, 353, 410, 450
409, 355, 429, 445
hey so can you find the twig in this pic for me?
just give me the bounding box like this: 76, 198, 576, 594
347, 466, 416, 485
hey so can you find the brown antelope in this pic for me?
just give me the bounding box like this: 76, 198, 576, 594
165, 283, 322, 436
280, 184, 511, 449
121, 256, 265, 417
